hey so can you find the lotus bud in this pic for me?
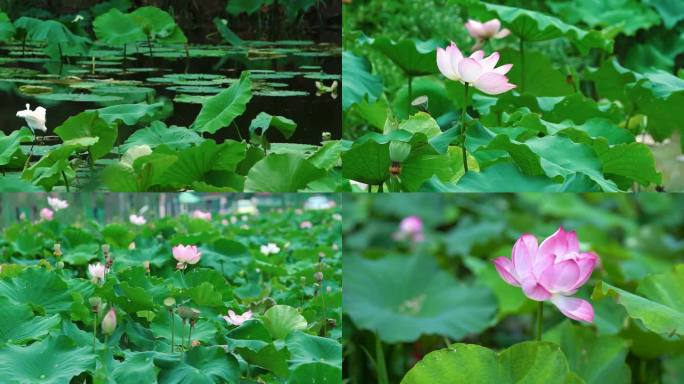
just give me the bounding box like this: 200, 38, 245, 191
143, 261, 150, 273
101, 308, 117, 335
314, 271, 324, 282
389, 141, 411, 163
55, 261, 64, 269
326, 286, 332, 293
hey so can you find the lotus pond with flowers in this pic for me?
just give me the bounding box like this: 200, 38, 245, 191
342, 193, 684, 384
342, 0, 684, 192
0, 194, 342, 383
0, 1, 343, 192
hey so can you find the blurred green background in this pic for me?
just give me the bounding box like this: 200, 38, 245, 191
342, 193, 684, 384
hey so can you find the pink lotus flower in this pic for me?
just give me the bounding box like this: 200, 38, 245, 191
192, 210, 212, 221
300, 221, 312, 229
223, 309, 253, 326
465, 19, 511, 50
436, 42, 515, 95
173, 244, 201, 269
40, 208, 54, 221
101, 308, 117, 335
129, 214, 146, 226
394, 216, 425, 242
47, 197, 68, 211
88, 262, 107, 283
493, 227, 598, 323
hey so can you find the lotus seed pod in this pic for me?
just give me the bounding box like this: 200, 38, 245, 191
101, 244, 110, 253
53, 243, 62, 257
314, 271, 324, 282
177, 306, 200, 320
89, 297, 102, 312
163, 297, 176, 308
101, 308, 117, 335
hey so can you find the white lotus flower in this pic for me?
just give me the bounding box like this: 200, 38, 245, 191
47, 197, 68, 211
260, 243, 280, 255
16, 104, 47, 132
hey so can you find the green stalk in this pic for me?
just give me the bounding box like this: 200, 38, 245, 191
187, 323, 193, 349
92, 312, 97, 352
519, 38, 525, 94
407, 75, 413, 114
461, 84, 470, 173
375, 334, 389, 384
536, 301, 543, 341
171, 310, 175, 352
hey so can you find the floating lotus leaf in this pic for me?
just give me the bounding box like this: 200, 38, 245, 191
344, 253, 496, 343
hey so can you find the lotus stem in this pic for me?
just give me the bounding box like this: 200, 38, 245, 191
58, 43, 63, 63
170, 309, 175, 352
407, 75, 413, 115
147, 36, 153, 57
375, 334, 389, 384
461, 84, 469, 173
232, 121, 243, 141
536, 301, 543, 341
93, 312, 97, 352
22, 140, 35, 173
62, 171, 70, 192
519, 38, 525, 94
123, 44, 127, 71
187, 323, 193, 349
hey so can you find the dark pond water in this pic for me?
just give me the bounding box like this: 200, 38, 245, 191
0, 40, 341, 146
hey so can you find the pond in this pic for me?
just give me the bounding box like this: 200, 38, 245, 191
0, 40, 341, 147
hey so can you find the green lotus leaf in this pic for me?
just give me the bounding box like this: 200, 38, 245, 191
362, 35, 443, 76
150, 310, 217, 345
111, 352, 158, 383
0, 268, 73, 315
121, 121, 203, 152
130, 6, 187, 43
0, 296, 61, 345
0, 335, 95, 384
642, 0, 684, 28
548, 0, 659, 36
342, 51, 383, 110
93, 101, 166, 126
498, 48, 574, 97
544, 321, 630, 384
286, 331, 342, 370
54, 111, 116, 161
471, 2, 612, 54
93, 8, 146, 46
192, 71, 252, 134
401, 341, 582, 384
245, 153, 326, 192
0, 12, 15, 42
249, 112, 297, 141
592, 265, 684, 337
160, 140, 247, 189
341, 139, 391, 185
157, 346, 239, 384
262, 305, 308, 340
344, 253, 496, 343
0, 127, 32, 168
